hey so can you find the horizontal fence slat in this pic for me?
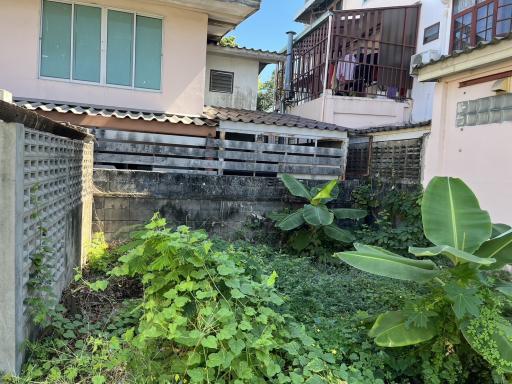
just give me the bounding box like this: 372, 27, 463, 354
96, 141, 341, 166
218, 139, 344, 156
96, 153, 341, 176
221, 150, 341, 166
93, 129, 209, 147
96, 141, 214, 158
96, 153, 220, 169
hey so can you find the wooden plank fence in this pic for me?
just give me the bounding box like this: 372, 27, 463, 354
92, 129, 347, 179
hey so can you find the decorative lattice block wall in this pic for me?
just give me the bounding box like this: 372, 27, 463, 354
0, 121, 93, 375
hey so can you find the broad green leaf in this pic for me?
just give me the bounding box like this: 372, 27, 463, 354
187, 368, 205, 382
311, 179, 337, 205
422, 177, 491, 253
369, 311, 437, 347
354, 244, 437, 270
332, 208, 367, 220
462, 318, 512, 372
409, 245, 495, 266
444, 283, 482, 319
493, 322, 512, 365
496, 284, 512, 297
289, 229, 312, 251
267, 211, 288, 223
492, 223, 512, 238
87, 279, 109, 292
201, 335, 217, 349
322, 224, 355, 243
335, 245, 440, 282
277, 210, 305, 231
303, 204, 334, 227
477, 229, 512, 270
281, 174, 311, 200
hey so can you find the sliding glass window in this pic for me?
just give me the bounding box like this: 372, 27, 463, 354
40, 0, 163, 90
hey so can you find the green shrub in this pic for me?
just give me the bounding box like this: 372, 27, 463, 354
110, 215, 346, 383
352, 182, 430, 254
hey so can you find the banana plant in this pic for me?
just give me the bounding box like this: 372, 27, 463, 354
335, 177, 512, 375
270, 174, 367, 251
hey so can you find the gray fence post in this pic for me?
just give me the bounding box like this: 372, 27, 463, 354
0, 121, 25, 375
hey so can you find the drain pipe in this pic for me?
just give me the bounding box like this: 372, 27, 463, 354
283, 31, 296, 113
321, 13, 334, 122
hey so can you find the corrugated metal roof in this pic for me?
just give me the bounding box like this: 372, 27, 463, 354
15, 100, 218, 127
350, 121, 431, 135
208, 43, 285, 61
413, 33, 512, 72
203, 106, 349, 132
15, 100, 350, 132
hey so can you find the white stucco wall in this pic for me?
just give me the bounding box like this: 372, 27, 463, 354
423, 61, 512, 224
0, 0, 208, 115
289, 95, 412, 129
205, 53, 260, 110
410, 0, 452, 122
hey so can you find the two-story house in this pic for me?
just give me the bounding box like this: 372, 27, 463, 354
0, 0, 351, 180
413, 0, 512, 223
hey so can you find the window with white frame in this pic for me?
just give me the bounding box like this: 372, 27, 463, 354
40, 0, 163, 90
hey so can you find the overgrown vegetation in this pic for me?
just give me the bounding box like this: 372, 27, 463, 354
351, 182, 430, 254
6, 177, 512, 383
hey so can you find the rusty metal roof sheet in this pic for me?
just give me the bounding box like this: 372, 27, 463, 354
15, 100, 218, 127
350, 121, 431, 135
203, 106, 349, 131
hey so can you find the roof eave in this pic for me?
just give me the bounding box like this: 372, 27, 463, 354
416, 36, 512, 82
207, 44, 285, 63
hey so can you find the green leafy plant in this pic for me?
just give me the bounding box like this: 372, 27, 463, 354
270, 174, 367, 252
110, 214, 343, 383
352, 182, 429, 254
335, 176, 512, 378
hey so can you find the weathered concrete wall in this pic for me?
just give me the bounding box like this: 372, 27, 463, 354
289, 94, 412, 129
0, 120, 93, 375
205, 52, 260, 110
93, 170, 363, 240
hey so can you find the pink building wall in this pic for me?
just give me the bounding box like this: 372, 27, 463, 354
0, 0, 208, 115
423, 61, 512, 224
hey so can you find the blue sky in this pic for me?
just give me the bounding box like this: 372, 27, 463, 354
226, 0, 305, 81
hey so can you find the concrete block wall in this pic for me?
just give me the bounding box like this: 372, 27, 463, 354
93, 170, 363, 240
0, 120, 93, 375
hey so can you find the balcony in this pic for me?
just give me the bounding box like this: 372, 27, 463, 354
278, 5, 420, 106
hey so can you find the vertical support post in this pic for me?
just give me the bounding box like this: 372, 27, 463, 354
339, 139, 348, 181
321, 13, 334, 122
283, 31, 297, 112
0, 121, 25, 375
218, 131, 226, 176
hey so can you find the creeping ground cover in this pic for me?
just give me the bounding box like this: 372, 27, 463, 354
4, 176, 512, 383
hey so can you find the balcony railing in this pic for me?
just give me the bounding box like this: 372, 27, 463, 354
279, 5, 420, 105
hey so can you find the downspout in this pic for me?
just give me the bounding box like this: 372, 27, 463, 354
321, 13, 334, 122
282, 31, 297, 113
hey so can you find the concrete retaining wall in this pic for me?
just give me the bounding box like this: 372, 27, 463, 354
93, 170, 363, 240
